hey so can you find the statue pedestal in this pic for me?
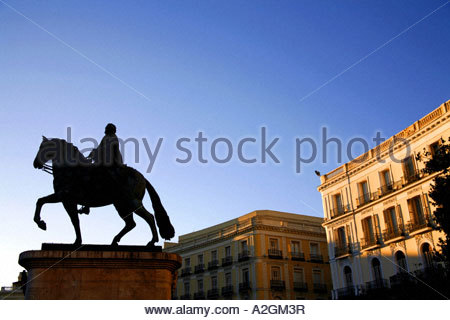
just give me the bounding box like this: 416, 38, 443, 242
18, 243, 181, 300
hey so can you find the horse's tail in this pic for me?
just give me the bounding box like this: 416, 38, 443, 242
145, 179, 175, 240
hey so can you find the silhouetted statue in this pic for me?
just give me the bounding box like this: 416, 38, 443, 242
32, 135, 175, 247
79, 123, 124, 215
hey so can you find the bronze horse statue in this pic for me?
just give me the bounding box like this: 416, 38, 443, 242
32, 136, 174, 246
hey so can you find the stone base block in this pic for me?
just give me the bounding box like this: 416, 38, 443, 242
18, 243, 181, 300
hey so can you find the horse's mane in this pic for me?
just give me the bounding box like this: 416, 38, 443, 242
51, 138, 90, 164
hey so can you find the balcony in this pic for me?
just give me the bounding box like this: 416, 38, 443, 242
194, 264, 205, 274
378, 182, 394, 196
313, 283, 327, 293
193, 291, 205, 300
293, 281, 308, 292
407, 217, 433, 234
336, 286, 356, 299
207, 288, 219, 299
383, 226, 405, 242
365, 279, 389, 291
208, 260, 219, 270
238, 250, 250, 262
309, 253, 324, 263
239, 281, 251, 292
268, 249, 283, 259
403, 170, 423, 186
180, 267, 191, 277
270, 280, 286, 290
290, 251, 305, 261
180, 293, 191, 300
330, 205, 349, 219
221, 285, 234, 296
356, 193, 372, 207
360, 235, 381, 250
334, 244, 352, 258
221, 256, 233, 267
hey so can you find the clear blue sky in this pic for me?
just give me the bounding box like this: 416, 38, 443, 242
0, 0, 449, 285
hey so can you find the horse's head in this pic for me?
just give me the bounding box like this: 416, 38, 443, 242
33, 136, 60, 169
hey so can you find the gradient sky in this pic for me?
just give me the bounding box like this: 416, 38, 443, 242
0, 0, 449, 285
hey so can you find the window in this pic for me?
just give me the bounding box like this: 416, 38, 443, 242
343, 266, 353, 287
383, 207, 398, 232
270, 238, 279, 249
312, 270, 322, 284
225, 272, 232, 286
310, 242, 319, 255
358, 181, 370, 205
371, 258, 382, 281
421, 243, 433, 268
333, 193, 344, 214
211, 250, 217, 261
184, 282, 190, 294
225, 246, 231, 258
407, 196, 425, 225
336, 227, 346, 247
380, 169, 392, 194
241, 240, 248, 252
430, 140, 441, 157
362, 217, 375, 242
197, 254, 203, 265
291, 241, 301, 253
395, 251, 407, 273
402, 156, 416, 179
197, 279, 203, 292
293, 268, 304, 282
271, 266, 281, 280
211, 276, 217, 289
185, 258, 190, 267
242, 268, 250, 283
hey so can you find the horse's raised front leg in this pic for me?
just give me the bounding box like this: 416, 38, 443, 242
134, 206, 159, 247
34, 193, 63, 230
63, 201, 82, 246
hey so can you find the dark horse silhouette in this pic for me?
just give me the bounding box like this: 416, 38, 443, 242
32, 136, 174, 246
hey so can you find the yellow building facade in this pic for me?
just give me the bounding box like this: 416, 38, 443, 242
317, 100, 450, 299
164, 210, 331, 299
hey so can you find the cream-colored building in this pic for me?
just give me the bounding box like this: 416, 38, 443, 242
317, 100, 449, 299
164, 210, 332, 299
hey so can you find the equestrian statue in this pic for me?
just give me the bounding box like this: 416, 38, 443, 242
32, 123, 174, 247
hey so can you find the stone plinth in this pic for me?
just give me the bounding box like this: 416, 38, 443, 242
18, 243, 181, 300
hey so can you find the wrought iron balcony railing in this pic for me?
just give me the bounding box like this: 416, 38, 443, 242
383, 226, 405, 241
194, 264, 205, 274
268, 249, 283, 259
334, 244, 352, 257
270, 280, 286, 290
360, 234, 381, 249
290, 251, 305, 261
180, 267, 191, 277
208, 260, 219, 270
238, 250, 250, 262
207, 288, 219, 299
193, 291, 205, 299
293, 281, 308, 292
221, 285, 234, 296
309, 253, 324, 263
239, 281, 251, 292
221, 256, 233, 267
406, 217, 432, 234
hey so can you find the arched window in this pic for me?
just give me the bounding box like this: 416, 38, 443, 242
421, 243, 433, 268
371, 258, 382, 281
343, 266, 353, 287
395, 251, 407, 273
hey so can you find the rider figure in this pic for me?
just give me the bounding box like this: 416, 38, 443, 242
78, 123, 124, 215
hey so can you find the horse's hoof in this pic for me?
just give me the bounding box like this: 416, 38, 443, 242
146, 241, 156, 247
73, 240, 82, 246
37, 220, 47, 231
111, 241, 119, 247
